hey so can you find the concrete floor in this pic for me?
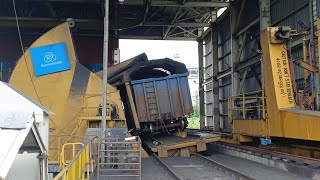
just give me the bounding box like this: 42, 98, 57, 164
141, 154, 310, 180
141, 158, 175, 180
92, 154, 311, 180
207, 152, 310, 180
160, 156, 233, 180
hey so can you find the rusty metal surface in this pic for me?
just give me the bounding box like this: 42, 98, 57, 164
131, 73, 192, 123
95, 53, 148, 81
101, 55, 191, 131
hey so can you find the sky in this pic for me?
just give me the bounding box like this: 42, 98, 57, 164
119, 40, 199, 68
118, 7, 227, 68
118, 7, 227, 100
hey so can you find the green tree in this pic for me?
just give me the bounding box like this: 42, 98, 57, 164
192, 90, 199, 118
188, 90, 200, 129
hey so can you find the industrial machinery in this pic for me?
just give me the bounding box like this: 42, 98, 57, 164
8, 20, 126, 163
228, 26, 320, 143
97, 54, 193, 135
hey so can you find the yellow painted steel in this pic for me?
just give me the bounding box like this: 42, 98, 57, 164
232, 120, 267, 137
54, 139, 96, 180
151, 136, 220, 157
260, 27, 320, 140
228, 91, 267, 122
228, 90, 267, 137
8, 21, 125, 162
261, 28, 295, 110
60, 142, 84, 169
230, 27, 320, 141
125, 82, 141, 130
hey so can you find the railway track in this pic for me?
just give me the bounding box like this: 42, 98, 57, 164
192, 152, 255, 180
151, 153, 255, 180
150, 154, 183, 180
217, 142, 320, 167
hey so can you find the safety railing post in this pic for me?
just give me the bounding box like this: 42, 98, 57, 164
54, 137, 98, 180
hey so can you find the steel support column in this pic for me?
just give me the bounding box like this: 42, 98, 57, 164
259, 0, 271, 88
212, 23, 220, 131
311, 0, 320, 110
230, 5, 240, 98
101, 0, 109, 136
198, 40, 205, 130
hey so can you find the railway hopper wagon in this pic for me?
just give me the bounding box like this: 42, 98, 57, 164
100, 54, 193, 134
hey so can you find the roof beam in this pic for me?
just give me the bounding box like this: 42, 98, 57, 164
122, 1, 229, 7
25, 0, 100, 3
163, 7, 182, 39
144, 22, 210, 27
119, 35, 197, 41
0, 17, 103, 29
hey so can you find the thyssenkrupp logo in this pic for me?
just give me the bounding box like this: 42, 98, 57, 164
44, 52, 56, 63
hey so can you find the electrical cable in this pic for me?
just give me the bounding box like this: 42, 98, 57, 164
11, 0, 71, 135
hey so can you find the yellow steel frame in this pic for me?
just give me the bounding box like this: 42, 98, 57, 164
228, 90, 266, 121
228, 90, 267, 138
8, 21, 125, 162
231, 26, 320, 142
54, 138, 97, 180
151, 136, 220, 157
79, 93, 126, 128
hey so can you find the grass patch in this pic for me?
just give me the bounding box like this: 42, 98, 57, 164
187, 116, 200, 129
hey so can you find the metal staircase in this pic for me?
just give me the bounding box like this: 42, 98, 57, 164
97, 137, 142, 180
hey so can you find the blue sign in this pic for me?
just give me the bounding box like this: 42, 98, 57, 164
30, 42, 71, 76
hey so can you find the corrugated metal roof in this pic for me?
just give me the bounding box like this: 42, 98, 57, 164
0, 111, 31, 129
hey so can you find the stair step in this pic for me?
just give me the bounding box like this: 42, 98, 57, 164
99, 162, 139, 165
99, 174, 139, 177
99, 169, 139, 171
100, 150, 140, 152
101, 155, 140, 158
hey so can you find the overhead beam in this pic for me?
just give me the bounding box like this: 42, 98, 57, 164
163, 7, 182, 39
119, 35, 197, 41
144, 22, 210, 27
235, 17, 259, 37
26, 0, 100, 3
122, 1, 229, 7
143, 0, 151, 23
0, 17, 210, 29
0, 17, 104, 29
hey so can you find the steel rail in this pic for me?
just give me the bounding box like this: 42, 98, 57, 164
151, 153, 184, 180
192, 153, 255, 180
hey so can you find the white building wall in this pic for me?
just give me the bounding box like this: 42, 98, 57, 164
6, 153, 40, 180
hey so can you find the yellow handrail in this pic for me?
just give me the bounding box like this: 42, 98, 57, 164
60, 143, 84, 169
228, 90, 267, 121
54, 138, 97, 180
